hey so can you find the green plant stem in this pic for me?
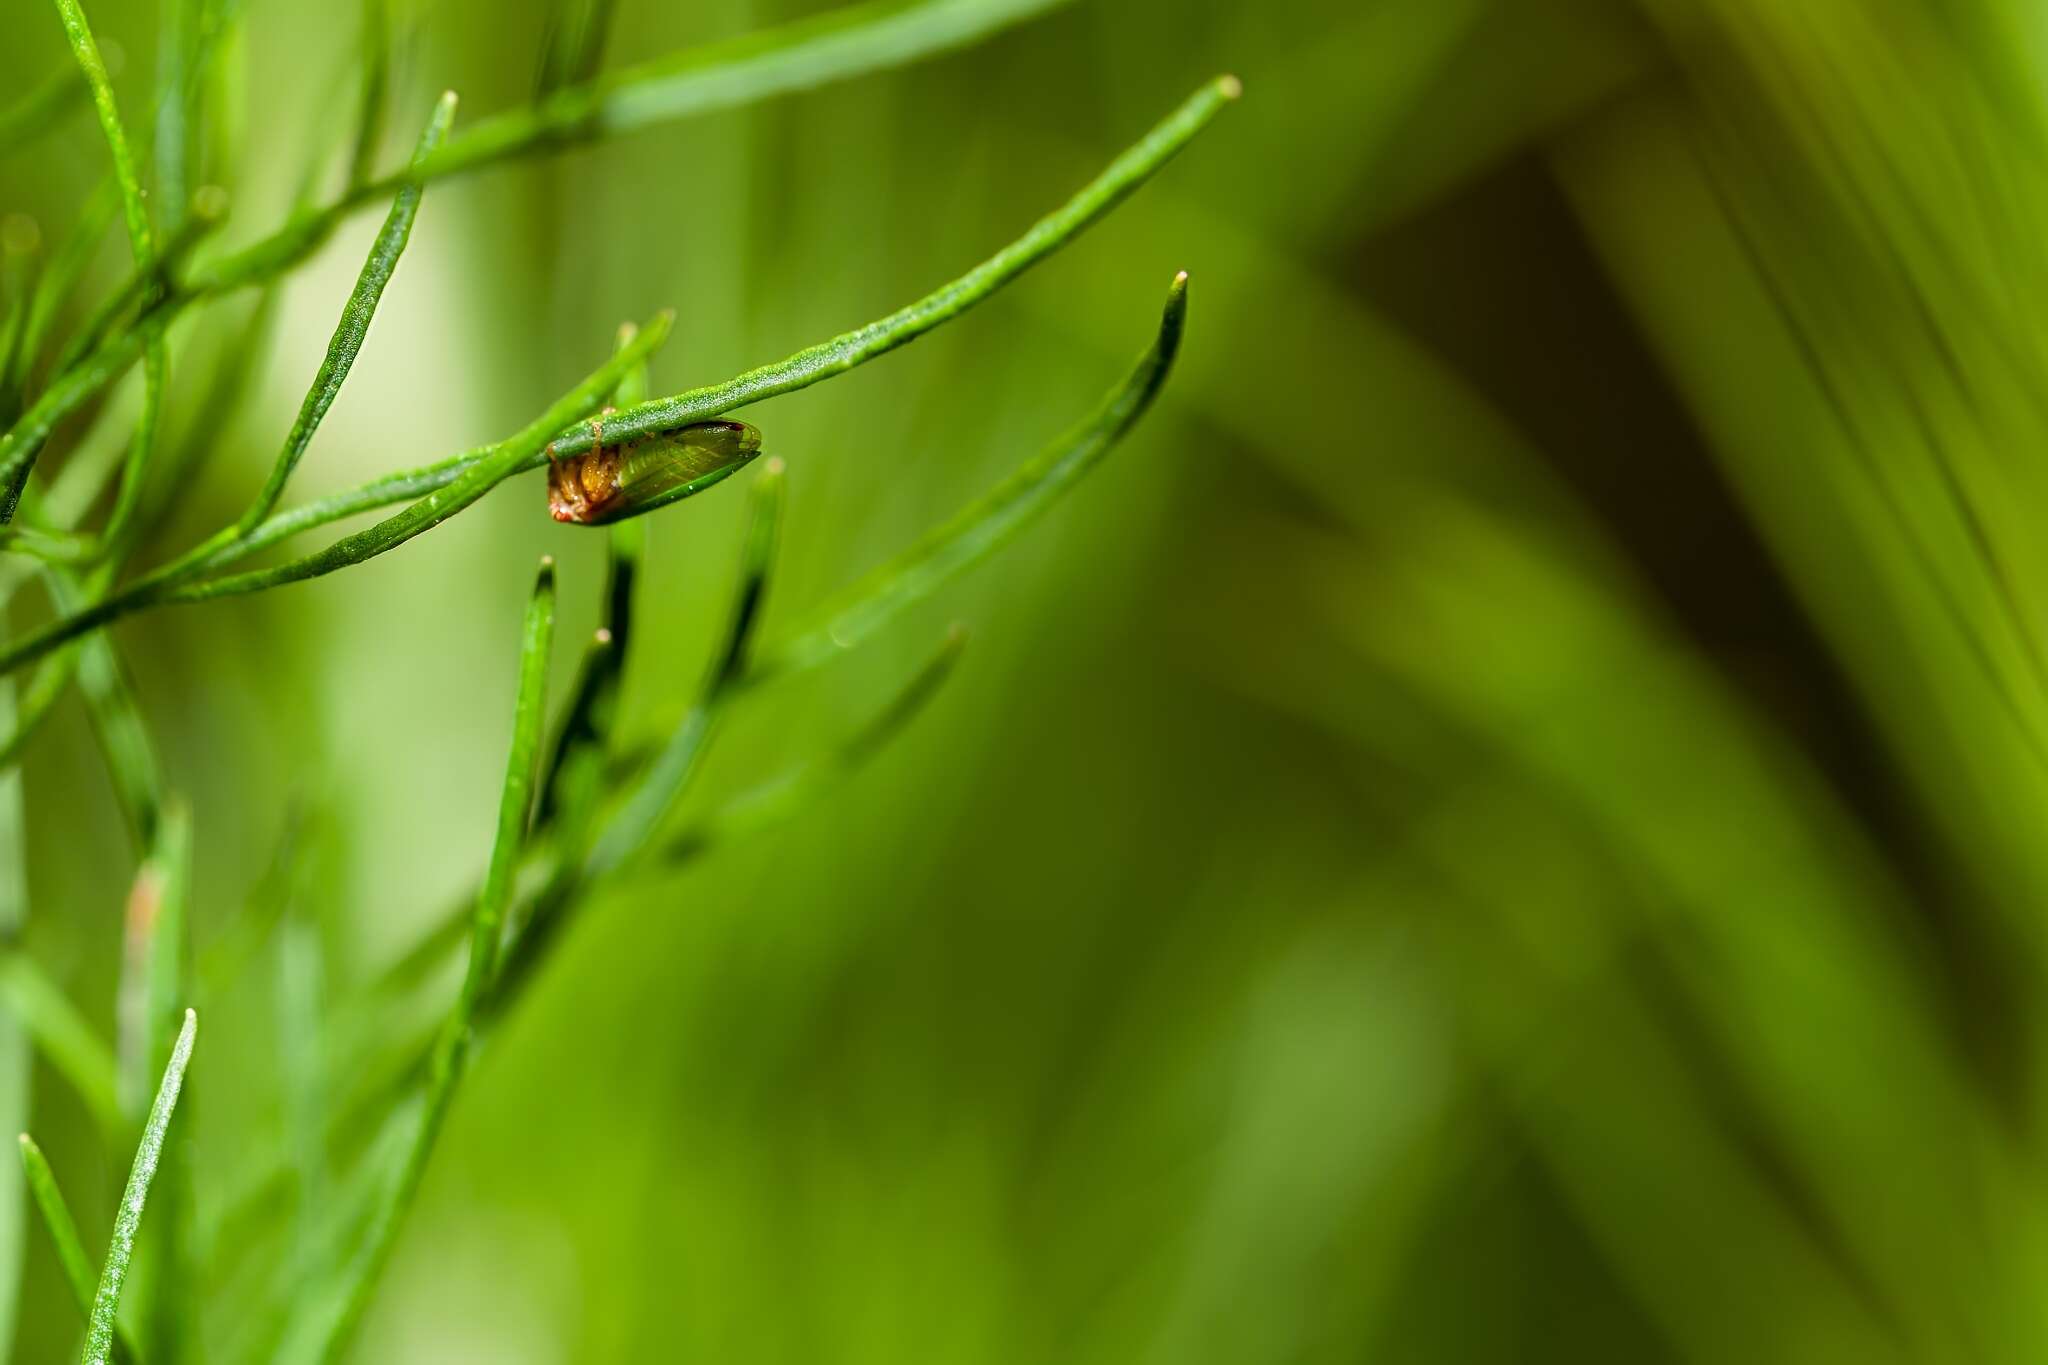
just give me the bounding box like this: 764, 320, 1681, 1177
81, 1007, 195, 1365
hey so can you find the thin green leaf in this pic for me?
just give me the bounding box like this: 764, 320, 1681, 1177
239, 92, 456, 535
152, 0, 203, 239
62, 571, 163, 853
18, 1135, 91, 1318
348, 0, 392, 189
535, 0, 623, 94
535, 81, 1232, 464
90, 337, 165, 555
491, 461, 784, 1012
300, 558, 556, 1363
0, 953, 121, 1135
81, 1006, 195, 1365
756, 269, 1190, 682
18, 1137, 139, 1365
591, 456, 784, 877
0, 645, 85, 771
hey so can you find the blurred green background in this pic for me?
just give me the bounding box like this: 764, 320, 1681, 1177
8, 0, 2048, 1359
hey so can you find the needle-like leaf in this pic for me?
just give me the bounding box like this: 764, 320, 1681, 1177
80, 1007, 195, 1365
494, 459, 784, 1012
237, 92, 457, 536
347, 0, 391, 190
294, 558, 556, 1363
755, 270, 1190, 683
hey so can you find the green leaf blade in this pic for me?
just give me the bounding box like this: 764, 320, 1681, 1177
81, 1006, 195, 1365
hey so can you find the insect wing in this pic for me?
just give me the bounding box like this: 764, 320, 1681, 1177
609, 421, 762, 517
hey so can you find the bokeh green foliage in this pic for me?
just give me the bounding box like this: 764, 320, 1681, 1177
3, 0, 2045, 1360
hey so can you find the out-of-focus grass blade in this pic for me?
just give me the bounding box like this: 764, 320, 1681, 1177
753, 271, 1188, 684
347, 0, 391, 189
488, 459, 783, 1026
152, 0, 204, 239
0, 953, 120, 1134
0, 617, 25, 1347
18, 1136, 138, 1364
81, 1007, 195, 1365
586, 458, 785, 882
10, 181, 116, 396
0, 217, 40, 423
281, 559, 556, 1364
60, 570, 163, 854
18, 1135, 92, 1321
535, 0, 623, 95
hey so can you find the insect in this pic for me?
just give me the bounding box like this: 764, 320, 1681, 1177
546, 410, 762, 525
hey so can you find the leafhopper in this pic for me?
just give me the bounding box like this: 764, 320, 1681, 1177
547, 412, 761, 525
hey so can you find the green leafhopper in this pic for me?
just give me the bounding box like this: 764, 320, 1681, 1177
547, 412, 762, 525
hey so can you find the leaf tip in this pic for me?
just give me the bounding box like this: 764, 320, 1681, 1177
1218, 74, 1243, 100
